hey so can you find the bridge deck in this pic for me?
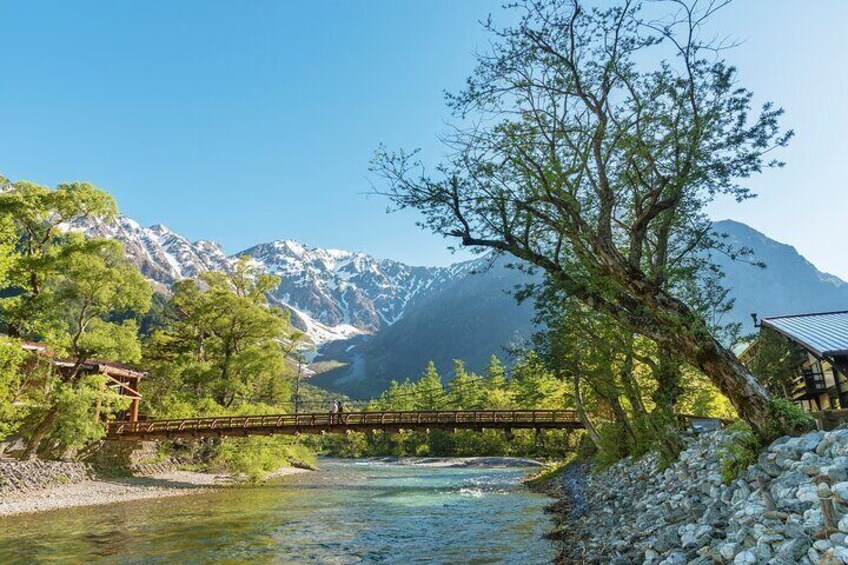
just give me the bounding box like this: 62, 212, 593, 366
106, 409, 583, 440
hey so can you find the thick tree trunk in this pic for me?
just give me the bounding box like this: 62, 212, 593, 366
673, 331, 772, 437
652, 352, 683, 407
539, 261, 775, 438
648, 351, 685, 459
21, 404, 59, 460
613, 278, 774, 440
573, 375, 601, 448
619, 349, 648, 418
585, 386, 639, 449
465, 239, 775, 438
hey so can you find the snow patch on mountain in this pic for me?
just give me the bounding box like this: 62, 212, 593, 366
279, 301, 366, 347
236, 240, 472, 332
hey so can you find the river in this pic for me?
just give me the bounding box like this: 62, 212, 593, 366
0, 458, 556, 564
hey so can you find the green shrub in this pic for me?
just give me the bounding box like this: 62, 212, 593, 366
210, 436, 317, 482
766, 398, 815, 437
718, 422, 760, 483
593, 422, 634, 471
591, 412, 685, 471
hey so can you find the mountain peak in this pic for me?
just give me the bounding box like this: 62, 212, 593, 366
148, 223, 173, 235
237, 238, 461, 333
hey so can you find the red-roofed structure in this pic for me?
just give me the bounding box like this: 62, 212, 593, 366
19, 342, 147, 422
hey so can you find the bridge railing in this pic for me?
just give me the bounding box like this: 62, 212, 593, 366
106, 409, 582, 437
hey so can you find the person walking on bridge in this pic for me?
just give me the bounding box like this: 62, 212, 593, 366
337, 400, 347, 424
329, 400, 339, 424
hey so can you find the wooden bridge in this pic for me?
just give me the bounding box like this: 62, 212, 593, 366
106, 409, 584, 441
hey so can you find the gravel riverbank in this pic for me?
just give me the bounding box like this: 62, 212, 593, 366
0, 466, 309, 517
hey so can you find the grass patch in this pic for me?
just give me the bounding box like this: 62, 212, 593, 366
524, 458, 573, 490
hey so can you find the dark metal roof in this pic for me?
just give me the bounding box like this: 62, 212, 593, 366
761, 310, 848, 358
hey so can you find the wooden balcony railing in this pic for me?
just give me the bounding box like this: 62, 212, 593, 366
792, 368, 828, 400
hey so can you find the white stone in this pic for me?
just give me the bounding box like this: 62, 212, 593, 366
733, 550, 756, 565
797, 484, 819, 503
832, 481, 848, 503
814, 539, 833, 551
719, 543, 738, 559
823, 465, 848, 483
834, 546, 848, 564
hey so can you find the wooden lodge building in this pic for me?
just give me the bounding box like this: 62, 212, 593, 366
741, 311, 848, 413
22, 341, 147, 422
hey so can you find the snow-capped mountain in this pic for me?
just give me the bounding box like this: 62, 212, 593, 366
71, 216, 231, 288
237, 240, 470, 332
73, 214, 472, 343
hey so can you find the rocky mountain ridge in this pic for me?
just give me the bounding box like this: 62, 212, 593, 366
72, 216, 231, 288
240, 238, 472, 332
71, 214, 476, 344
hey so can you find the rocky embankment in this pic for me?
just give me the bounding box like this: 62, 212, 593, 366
0, 459, 93, 495
547, 428, 848, 564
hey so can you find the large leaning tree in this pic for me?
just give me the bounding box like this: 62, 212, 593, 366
372, 0, 792, 439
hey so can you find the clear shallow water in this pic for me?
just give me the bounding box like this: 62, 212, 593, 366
0, 459, 555, 564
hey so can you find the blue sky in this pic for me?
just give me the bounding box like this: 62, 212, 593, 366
1, 2, 847, 276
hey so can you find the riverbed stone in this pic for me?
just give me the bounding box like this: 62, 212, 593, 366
776, 536, 813, 561
546, 427, 848, 564
823, 465, 848, 483
718, 543, 737, 561
733, 550, 756, 565
643, 548, 659, 563
831, 481, 848, 503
